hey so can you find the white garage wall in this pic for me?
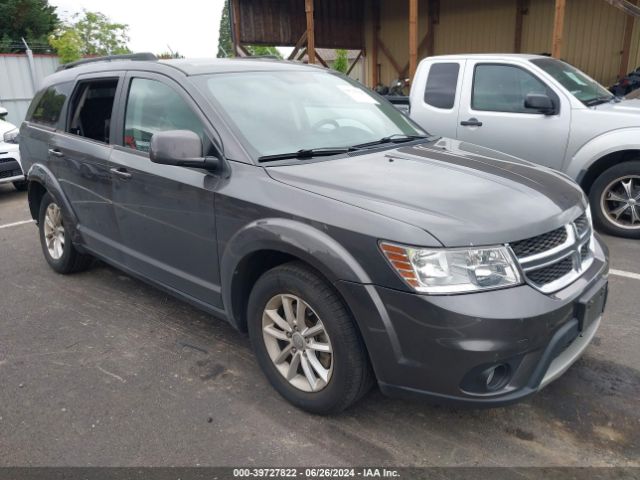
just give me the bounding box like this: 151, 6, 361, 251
0, 54, 60, 126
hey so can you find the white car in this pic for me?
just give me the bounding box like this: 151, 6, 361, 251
0, 107, 26, 190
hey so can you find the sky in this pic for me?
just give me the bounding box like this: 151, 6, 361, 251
49, 0, 226, 58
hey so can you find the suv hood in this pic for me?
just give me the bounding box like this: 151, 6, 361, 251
266, 138, 585, 247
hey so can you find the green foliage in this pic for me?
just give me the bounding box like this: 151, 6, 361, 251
217, 0, 232, 58
0, 0, 59, 52
49, 10, 131, 63
157, 51, 185, 59
246, 45, 282, 59
333, 49, 349, 74
48, 28, 81, 63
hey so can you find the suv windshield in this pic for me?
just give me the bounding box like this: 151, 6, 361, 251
530, 57, 613, 106
194, 70, 426, 159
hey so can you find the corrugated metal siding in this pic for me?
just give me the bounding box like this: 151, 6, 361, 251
563, 0, 627, 85
626, 13, 640, 73
433, 0, 516, 55
0, 55, 59, 125
377, 0, 410, 85
521, 0, 554, 54
363, 0, 633, 88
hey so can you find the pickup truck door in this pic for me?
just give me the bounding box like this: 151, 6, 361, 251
409, 60, 465, 139
456, 60, 571, 169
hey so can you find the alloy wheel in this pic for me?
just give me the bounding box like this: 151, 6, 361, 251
600, 175, 640, 230
261, 293, 333, 392
44, 203, 65, 260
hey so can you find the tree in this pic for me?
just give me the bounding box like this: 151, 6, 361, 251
246, 45, 282, 58
333, 49, 349, 74
49, 10, 131, 63
0, 0, 59, 52
217, 0, 232, 58
157, 51, 185, 59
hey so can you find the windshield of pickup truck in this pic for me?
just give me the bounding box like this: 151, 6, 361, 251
530, 58, 613, 106
194, 71, 425, 159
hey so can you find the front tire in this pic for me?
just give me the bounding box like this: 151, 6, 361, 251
38, 193, 93, 274
589, 161, 640, 239
247, 262, 373, 414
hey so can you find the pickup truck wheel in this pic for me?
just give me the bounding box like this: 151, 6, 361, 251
247, 262, 373, 414
590, 161, 640, 239
38, 193, 93, 274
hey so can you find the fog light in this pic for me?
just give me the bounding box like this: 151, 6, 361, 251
484, 364, 511, 391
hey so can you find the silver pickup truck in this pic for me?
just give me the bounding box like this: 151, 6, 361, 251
409, 54, 640, 239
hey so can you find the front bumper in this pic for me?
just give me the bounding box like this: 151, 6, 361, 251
0, 144, 24, 184
337, 235, 609, 406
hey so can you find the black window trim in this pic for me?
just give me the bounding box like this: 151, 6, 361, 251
423, 61, 461, 110
470, 62, 560, 115
28, 82, 75, 130
115, 71, 223, 160
64, 72, 124, 146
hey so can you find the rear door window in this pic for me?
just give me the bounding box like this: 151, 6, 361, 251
28, 83, 73, 128
424, 63, 460, 109
67, 79, 119, 144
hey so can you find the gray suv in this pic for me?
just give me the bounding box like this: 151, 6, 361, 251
20, 54, 609, 413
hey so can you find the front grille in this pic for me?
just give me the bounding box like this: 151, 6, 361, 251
527, 257, 574, 286
580, 244, 589, 260
0, 169, 21, 179
574, 213, 589, 237
0, 157, 17, 164
510, 226, 567, 258
510, 212, 593, 293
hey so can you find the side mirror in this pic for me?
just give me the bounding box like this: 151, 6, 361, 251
524, 93, 556, 115
0, 107, 7, 119
149, 130, 221, 171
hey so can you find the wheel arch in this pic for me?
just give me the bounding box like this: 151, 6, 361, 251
220, 218, 372, 333
568, 129, 640, 194
27, 163, 81, 243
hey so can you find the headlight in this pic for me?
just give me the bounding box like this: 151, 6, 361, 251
380, 242, 522, 294
3, 128, 19, 144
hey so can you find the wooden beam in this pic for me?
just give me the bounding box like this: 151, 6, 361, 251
409, 0, 418, 81
514, 0, 527, 53
231, 0, 242, 57
620, 2, 637, 78
346, 50, 363, 75
371, 0, 380, 87
305, 0, 316, 64
315, 50, 329, 68
297, 48, 307, 61
288, 31, 308, 61
551, 0, 566, 58
401, 32, 430, 77
378, 39, 403, 76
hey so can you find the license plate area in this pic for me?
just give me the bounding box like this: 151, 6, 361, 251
576, 282, 607, 332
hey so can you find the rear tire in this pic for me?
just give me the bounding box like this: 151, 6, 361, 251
247, 261, 373, 414
38, 192, 93, 274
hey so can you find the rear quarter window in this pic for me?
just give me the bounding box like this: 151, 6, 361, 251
424, 63, 460, 109
28, 82, 74, 128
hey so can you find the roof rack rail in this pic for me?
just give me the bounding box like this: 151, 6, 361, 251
57, 52, 158, 71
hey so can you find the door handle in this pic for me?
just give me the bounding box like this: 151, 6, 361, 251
110, 167, 132, 180
460, 118, 483, 127
48, 148, 64, 157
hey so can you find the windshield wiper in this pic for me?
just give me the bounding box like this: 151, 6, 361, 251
258, 147, 352, 163
350, 133, 430, 150
584, 95, 614, 107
